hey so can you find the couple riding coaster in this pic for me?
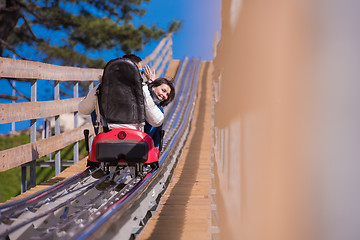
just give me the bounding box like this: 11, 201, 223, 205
82, 57, 167, 179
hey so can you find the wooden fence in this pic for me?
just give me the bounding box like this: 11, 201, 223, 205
0, 34, 173, 192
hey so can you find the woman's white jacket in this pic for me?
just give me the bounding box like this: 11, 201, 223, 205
78, 84, 164, 130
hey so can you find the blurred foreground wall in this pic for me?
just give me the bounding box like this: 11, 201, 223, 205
212, 0, 360, 240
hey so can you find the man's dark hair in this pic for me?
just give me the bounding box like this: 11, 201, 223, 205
148, 78, 175, 107
122, 54, 142, 64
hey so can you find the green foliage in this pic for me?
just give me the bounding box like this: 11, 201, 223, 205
0, 134, 30, 151
0, 0, 181, 68
0, 166, 55, 203
0, 134, 88, 203
168, 20, 182, 33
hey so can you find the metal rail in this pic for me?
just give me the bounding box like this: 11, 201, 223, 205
0, 57, 202, 240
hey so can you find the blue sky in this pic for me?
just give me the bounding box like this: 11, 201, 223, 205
137, 0, 221, 61
0, 0, 221, 134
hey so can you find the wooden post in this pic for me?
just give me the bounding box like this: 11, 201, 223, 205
11, 80, 16, 133
73, 82, 79, 164
54, 80, 61, 175
29, 79, 37, 188
18, 80, 27, 192
88, 82, 94, 151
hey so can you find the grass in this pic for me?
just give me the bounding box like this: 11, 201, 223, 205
0, 134, 88, 203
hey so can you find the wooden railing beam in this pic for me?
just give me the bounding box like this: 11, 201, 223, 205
0, 57, 103, 81
0, 123, 94, 172
0, 98, 84, 124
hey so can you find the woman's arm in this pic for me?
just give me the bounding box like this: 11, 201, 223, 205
143, 85, 164, 127
144, 65, 156, 83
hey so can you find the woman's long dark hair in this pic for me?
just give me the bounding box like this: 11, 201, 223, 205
148, 78, 175, 107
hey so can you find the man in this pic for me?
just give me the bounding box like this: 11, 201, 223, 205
78, 54, 163, 133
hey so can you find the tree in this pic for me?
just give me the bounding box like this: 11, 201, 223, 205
0, 0, 181, 100
0, 0, 181, 68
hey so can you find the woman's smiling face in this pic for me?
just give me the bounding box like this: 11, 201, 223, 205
152, 83, 171, 101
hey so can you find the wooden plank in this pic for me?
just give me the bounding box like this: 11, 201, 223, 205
137, 61, 213, 240
0, 57, 103, 81
165, 60, 181, 81
156, 44, 173, 78
142, 35, 171, 66
0, 123, 94, 171
0, 98, 84, 124
153, 38, 173, 71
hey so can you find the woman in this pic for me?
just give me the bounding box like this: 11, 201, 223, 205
144, 78, 175, 155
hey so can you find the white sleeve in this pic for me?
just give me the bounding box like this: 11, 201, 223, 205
143, 85, 164, 127
78, 84, 98, 115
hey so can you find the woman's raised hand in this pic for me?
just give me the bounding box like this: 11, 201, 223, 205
144, 65, 156, 83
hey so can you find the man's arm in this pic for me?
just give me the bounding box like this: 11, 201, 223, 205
78, 84, 99, 115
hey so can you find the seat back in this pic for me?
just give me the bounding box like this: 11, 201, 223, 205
98, 58, 145, 124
